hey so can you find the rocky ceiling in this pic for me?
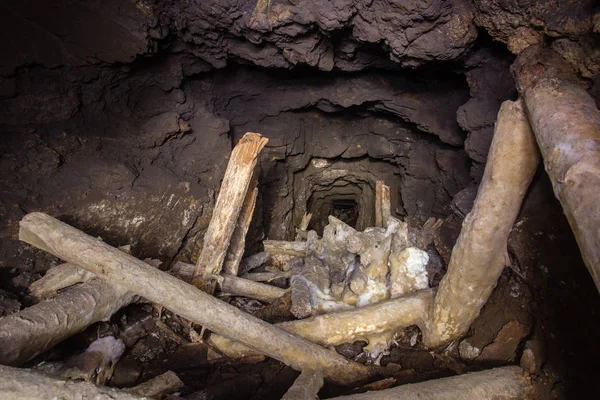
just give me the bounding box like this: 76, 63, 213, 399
0, 0, 598, 265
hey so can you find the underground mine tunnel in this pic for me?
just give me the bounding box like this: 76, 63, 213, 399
1, 0, 599, 399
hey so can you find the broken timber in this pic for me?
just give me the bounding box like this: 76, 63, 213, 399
0, 364, 145, 400
329, 366, 532, 400
223, 175, 258, 276
18, 212, 372, 385
281, 369, 324, 400
171, 261, 285, 303
512, 45, 600, 293
193, 132, 268, 293
424, 99, 540, 347
0, 277, 135, 366
206, 289, 434, 360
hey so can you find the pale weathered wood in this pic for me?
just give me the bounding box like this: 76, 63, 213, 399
0, 278, 135, 366
375, 180, 384, 228
19, 212, 371, 385
295, 213, 313, 241
125, 370, 183, 398
264, 240, 308, 257
193, 132, 268, 292
242, 271, 292, 282
171, 261, 285, 302
0, 364, 144, 400
381, 183, 391, 228
28, 262, 95, 300
512, 45, 600, 293
329, 366, 532, 400
220, 273, 286, 303
281, 369, 324, 400
424, 99, 540, 347
207, 289, 435, 360
223, 179, 258, 276
29, 245, 132, 300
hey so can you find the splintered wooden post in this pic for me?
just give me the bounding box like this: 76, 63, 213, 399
295, 213, 313, 241
19, 213, 372, 385
0, 278, 135, 366
193, 132, 268, 292
381, 183, 391, 228
329, 366, 532, 400
424, 99, 540, 347
0, 365, 145, 400
282, 369, 324, 400
375, 180, 384, 228
223, 173, 259, 276
512, 45, 600, 293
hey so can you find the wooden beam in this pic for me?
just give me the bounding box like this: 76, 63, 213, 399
424, 99, 540, 347
381, 183, 391, 228
193, 132, 268, 292
512, 45, 600, 293
0, 278, 135, 366
0, 365, 145, 400
19, 212, 372, 385
223, 176, 258, 276
375, 180, 384, 228
328, 366, 532, 400
281, 369, 324, 400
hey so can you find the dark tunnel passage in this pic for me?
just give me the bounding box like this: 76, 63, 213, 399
0, 0, 599, 399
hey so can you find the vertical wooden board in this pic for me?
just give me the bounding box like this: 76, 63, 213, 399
375, 180, 384, 228
381, 183, 391, 228
193, 132, 268, 292
223, 178, 258, 276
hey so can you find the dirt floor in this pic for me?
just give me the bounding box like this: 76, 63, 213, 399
1, 170, 598, 399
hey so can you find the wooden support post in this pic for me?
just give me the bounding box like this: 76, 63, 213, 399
125, 371, 183, 398
29, 245, 132, 300
281, 369, 324, 400
375, 180, 384, 228
424, 99, 540, 347
19, 212, 372, 385
28, 262, 94, 300
206, 289, 434, 360
329, 366, 532, 400
0, 278, 135, 366
263, 240, 309, 257
381, 183, 391, 228
193, 132, 268, 292
512, 45, 600, 293
295, 213, 313, 241
223, 176, 258, 276
171, 261, 286, 302
0, 365, 145, 400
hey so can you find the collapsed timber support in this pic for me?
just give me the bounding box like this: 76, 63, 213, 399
512, 45, 600, 293
424, 99, 540, 347
18, 212, 372, 385
330, 366, 532, 400
193, 132, 268, 292
0, 277, 135, 366
0, 364, 145, 400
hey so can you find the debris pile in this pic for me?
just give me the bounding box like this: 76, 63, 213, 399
3, 46, 598, 399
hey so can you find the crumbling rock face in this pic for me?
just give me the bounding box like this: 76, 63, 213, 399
472, 0, 598, 53
163, 0, 478, 70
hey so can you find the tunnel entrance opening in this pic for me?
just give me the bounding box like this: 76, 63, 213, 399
330, 199, 359, 228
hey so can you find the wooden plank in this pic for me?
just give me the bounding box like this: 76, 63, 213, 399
19, 212, 372, 385
424, 99, 540, 347
513, 45, 600, 293
193, 132, 268, 292
375, 180, 384, 228
223, 174, 259, 276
